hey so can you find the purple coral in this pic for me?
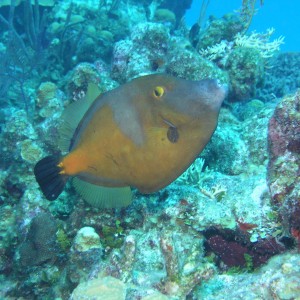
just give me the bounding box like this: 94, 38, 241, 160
206, 229, 285, 269
207, 235, 249, 268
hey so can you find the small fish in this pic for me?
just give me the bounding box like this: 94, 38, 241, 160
34, 74, 226, 208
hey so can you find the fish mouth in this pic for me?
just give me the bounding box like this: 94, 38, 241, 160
196, 79, 228, 111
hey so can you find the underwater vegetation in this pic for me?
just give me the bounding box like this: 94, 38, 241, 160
0, 0, 299, 299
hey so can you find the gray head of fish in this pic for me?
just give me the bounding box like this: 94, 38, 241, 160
116, 74, 227, 121
157, 75, 228, 118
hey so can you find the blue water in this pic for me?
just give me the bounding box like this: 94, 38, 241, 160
186, 0, 299, 52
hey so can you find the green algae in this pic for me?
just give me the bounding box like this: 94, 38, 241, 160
56, 228, 71, 252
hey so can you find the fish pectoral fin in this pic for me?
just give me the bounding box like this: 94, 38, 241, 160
147, 123, 179, 144
72, 177, 132, 208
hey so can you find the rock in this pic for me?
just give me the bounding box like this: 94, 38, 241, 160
18, 212, 58, 267
72, 227, 102, 252
195, 252, 300, 299
227, 47, 264, 101
267, 90, 300, 245
71, 276, 126, 300
141, 292, 170, 300
69, 227, 103, 283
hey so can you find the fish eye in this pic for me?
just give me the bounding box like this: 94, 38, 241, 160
153, 86, 165, 99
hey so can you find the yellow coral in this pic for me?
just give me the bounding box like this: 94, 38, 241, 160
71, 276, 126, 300
20, 139, 43, 163
36, 82, 57, 107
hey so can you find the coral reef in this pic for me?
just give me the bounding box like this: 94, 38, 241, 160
111, 22, 170, 81
154, 9, 176, 25
158, 0, 192, 24
71, 276, 126, 300
166, 45, 228, 83
240, 101, 274, 166
257, 52, 300, 101
196, 20, 283, 102
196, 252, 300, 300
36, 82, 58, 108
234, 28, 284, 59
17, 212, 58, 267
72, 227, 102, 252
66, 62, 101, 101
20, 139, 44, 164
201, 109, 249, 175
267, 90, 300, 248
226, 47, 264, 101
68, 227, 103, 283
205, 227, 286, 269
194, 13, 244, 50
0, 0, 297, 299
1, 73, 289, 300
0, 205, 17, 275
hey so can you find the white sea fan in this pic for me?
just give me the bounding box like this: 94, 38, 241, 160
199, 40, 233, 61
234, 28, 285, 58
199, 28, 284, 62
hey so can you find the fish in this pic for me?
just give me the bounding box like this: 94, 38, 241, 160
34, 74, 227, 208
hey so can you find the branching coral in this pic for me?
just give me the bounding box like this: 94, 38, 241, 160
175, 158, 207, 186
175, 158, 227, 201
234, 28, 284, 58
200, 28, 284, 62
199, 40, 233, 64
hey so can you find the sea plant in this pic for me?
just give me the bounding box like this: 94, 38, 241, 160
0, 0, 50, 114
240, 0, 265, 33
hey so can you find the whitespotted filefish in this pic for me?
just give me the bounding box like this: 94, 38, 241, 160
34, 74, 227, 208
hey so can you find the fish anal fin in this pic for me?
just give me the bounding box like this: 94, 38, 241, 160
73, 177, 132, 209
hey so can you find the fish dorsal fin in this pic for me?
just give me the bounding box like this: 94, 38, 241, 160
73, 177, 133, 209
59, 83, 101, 152
86, 82, 101, 101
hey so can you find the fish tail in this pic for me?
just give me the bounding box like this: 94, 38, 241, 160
34, 155, 68, 200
